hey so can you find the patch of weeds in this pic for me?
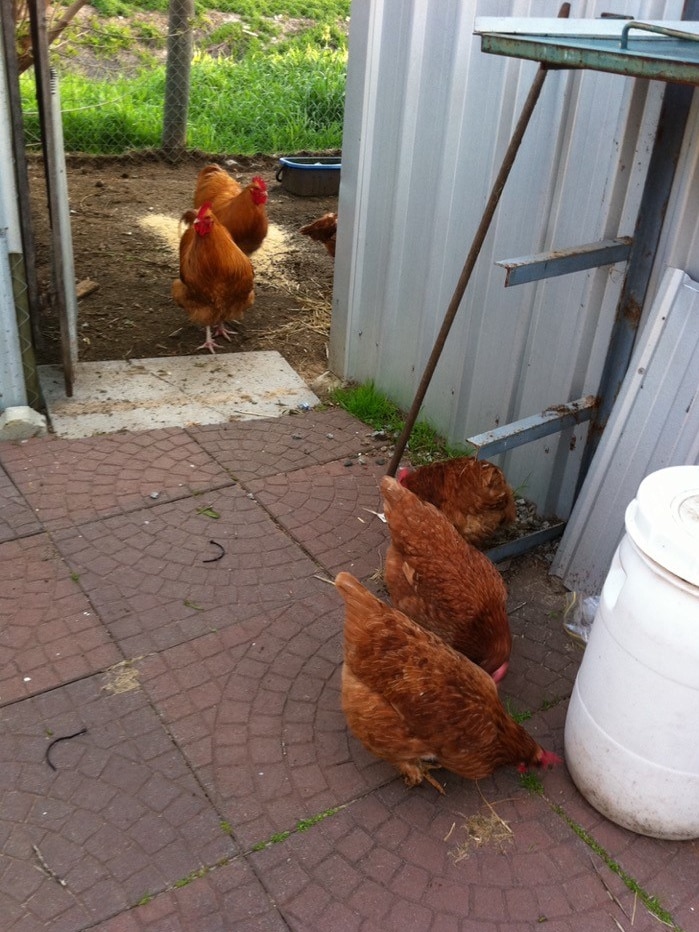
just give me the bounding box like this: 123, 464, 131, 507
504, 698, 533, 724
330, 381, 471, 465
81, 19, 135, 54
331, 381, 403, 434
250, 830, 291, 852
220, 820, 233, 835
173, 866, 209, 889
207, 21, 262, 59
406, 418, 472, 466
250, 805, 346, 852
183, 599, 204, 611
551, 805, 679, 929
135, 857, 232, 909
519, 771, 545, 795
69, 572, 80, 583
296, 807, 341, 831
133, 20, 166, 47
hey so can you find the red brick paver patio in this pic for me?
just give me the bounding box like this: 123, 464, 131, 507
1, 408, 696, 931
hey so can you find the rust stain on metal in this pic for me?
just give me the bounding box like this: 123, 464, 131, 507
542, 395, 599, 422
623, 296, 643, 326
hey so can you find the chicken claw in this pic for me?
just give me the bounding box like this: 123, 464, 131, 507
399, 760, 446, 795
213, 323, 235, 342
197, 326, 221, 354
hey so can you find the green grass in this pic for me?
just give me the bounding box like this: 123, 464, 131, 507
249, 805, 345, 852
518, 770, 545, 795
330, 381, 472, 466
20, 0, 349, 155
504, 698, 533, 725
551, 805, 680, 929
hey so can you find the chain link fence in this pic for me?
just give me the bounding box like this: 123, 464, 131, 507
18, 4, 348, 159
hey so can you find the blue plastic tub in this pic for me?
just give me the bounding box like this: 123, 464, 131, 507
275, 156, 341, 196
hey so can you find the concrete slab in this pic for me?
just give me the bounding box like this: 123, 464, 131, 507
38, 352, 320, 439
0, 405, 48, 440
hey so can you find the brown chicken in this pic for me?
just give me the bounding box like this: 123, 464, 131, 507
299, 212, 337, 258
336, 572, 562, 793
381, 476, 511, 682
171, 202, 254, 354
396, 456, 516, 548
193, 164, 269, 254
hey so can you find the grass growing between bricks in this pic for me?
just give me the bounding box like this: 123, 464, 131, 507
249, 804, 348, 852
517, 774, 681, 930
134, 804, 348, 908
510, 698, 681, 930
551, 805, 680, 930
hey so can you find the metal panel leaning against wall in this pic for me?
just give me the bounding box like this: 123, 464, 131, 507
330, 0, 683, 519
0, 35, 27, 410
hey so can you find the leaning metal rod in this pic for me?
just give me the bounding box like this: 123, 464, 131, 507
386, 62, 553, 477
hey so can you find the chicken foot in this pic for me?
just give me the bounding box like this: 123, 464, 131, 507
213, 323, 236, 341
398, 760, 446, 795
197, 326, 223, 354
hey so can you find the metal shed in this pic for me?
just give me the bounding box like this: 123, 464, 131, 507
331, 0, 699, 577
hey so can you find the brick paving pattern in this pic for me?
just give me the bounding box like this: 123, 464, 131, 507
1, 409, 696, 931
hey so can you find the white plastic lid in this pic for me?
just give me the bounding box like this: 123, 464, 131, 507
625, 465, 699, 586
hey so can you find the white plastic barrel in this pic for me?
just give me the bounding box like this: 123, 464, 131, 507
564, 465, 699, 839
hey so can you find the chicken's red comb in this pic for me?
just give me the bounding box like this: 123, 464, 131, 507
196, 201, 213, 217
540, 750, 563, 769
252, 176, 267, 190
517, 750, 563, 774
396, 466, 412, 484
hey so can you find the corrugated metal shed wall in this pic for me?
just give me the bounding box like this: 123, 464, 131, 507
331, 0, 683, 518
649, 90, 699, 289
552, 93, 699, 592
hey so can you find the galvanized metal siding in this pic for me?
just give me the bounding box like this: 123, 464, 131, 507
331, 0, 682, 517
552, 268, 699, 593
649, 91, 699, 293
553, 96, 699, 592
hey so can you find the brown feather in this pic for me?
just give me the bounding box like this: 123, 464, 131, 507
299, 212, 337, 258
398, 456, 516, 547
336, 572, 559, 789
171, 205, 254, 332
381, 476, 512, 679
193, 164, 268, 255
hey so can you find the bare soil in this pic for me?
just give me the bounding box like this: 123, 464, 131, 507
29, 152, 338, 387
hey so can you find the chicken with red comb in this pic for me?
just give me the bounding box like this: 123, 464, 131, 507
381, 475, 512, 683
171, 202, 254, 353
193, 165, 269, 254
336, 571, 562, 793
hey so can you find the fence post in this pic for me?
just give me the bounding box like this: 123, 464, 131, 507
162, 0, 193, 159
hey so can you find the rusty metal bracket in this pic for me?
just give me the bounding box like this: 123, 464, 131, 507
496, 238, 632, 287
467, 395, 597, 459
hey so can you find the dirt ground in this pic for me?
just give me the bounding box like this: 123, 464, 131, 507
28, 152, 339, 387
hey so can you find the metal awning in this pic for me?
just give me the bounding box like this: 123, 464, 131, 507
475, 18, 699, 85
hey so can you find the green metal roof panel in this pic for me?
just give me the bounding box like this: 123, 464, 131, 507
477, 19, 699, 85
